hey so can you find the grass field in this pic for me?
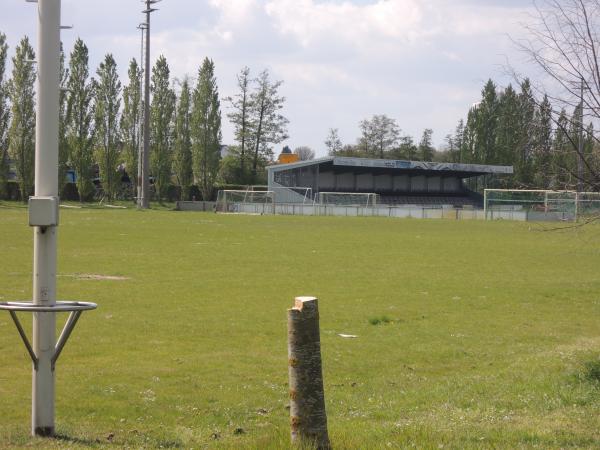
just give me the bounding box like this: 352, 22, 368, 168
1, 202, 600, 449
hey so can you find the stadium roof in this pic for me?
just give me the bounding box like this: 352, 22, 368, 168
267, 156, 513, 178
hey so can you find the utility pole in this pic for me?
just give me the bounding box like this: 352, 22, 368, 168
138, 0, 161, 209
136, 22, 146, 206
577, 77, 584, 193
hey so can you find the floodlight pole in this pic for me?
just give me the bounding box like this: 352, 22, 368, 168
138, 0, 161, 209
136, 23, 147, 206
32, 0, 61, 436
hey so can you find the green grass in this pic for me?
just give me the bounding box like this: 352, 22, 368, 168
1, 203, 600, 448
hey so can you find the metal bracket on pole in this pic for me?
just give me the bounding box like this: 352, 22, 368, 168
0, 302, 97, 372
8, 311, 38, 369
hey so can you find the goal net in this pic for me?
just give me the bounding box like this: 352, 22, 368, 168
247, 185, 313, 204
316, 192, 379, 207
484, 189, 578, 221
215, 190, 276, 214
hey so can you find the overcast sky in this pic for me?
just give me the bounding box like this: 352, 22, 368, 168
2, 0, 537, 156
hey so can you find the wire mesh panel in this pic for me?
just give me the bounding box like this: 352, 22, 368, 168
316, 192, 379, 207
215, 190, 276, 214
577, 192, 600, 218
484, 190, 578, 221
249, 186, 313, 204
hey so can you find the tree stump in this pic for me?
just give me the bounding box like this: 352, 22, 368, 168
287, 296, 330, 449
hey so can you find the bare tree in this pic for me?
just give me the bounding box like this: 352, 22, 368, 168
358, 114, 399, 158
515, 0, 600, 189
294, 146, 315, 161
324, 128, 342, 155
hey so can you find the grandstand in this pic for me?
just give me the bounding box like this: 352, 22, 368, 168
267, 156, 513, 207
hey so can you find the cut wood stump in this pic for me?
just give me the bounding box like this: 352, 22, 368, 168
287, 296, 330, 449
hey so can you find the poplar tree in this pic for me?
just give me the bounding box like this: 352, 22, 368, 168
173, 78, 192, 200
226, 66, 252, 181
8, 37, 36, 201
150, 55, 175, 202
496, 85, 520, 168
553, 109, 572, 188
58, 44, 69, 196
453, 119, 465, 163
475, 79, 498, 164
94, 54, 121, 202
66, 38, 95, 202
250, 69, 288, 179
533, 95, 553, 188
0, 33, 9, 197
192, 57, 221, 200
516, 79, 536, 184
120, 58, 141, 198
418, 128, 434, 161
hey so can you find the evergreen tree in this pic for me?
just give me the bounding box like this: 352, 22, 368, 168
552, 109, 572, 188
8, 37, 36, 201
66, 38, 95, 202
453, 119, 465, 163
393, 135, 417, 160
444, 134, 456, 162
324, 128, 342, 155
463, 107, 478, 163
532, 95, 553, 188
94, 54, 121, 202
120, 58, 141, 198
150, 55, 175, 202
495, 85, 520, 179
474, 79, 498, 163
250, 69, 288, 179
173, 78, 193, 200
226, 66, 253, 181
418, 128, 434, 161
567, 103, 583, 189
0, 33, 9, 198
192, 58, 221, 201
516, 79, 536, 184
583, 122, 596, 189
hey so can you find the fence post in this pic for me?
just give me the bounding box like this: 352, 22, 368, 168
287, 297, 330, 449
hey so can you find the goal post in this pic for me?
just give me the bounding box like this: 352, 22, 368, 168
248, 185, 313, 204
215, 190, 276, 214
316, 192, 379, 207
483, 189, 579, 221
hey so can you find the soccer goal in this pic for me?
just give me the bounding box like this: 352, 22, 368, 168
316, 192, 379, 207
484, 189, 578, 221
247, 185, 313, 204
215, 190, 276, 214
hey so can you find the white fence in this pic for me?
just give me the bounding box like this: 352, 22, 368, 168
233, 202, 488, 220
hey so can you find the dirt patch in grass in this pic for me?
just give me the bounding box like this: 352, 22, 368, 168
63, 273, 131, 281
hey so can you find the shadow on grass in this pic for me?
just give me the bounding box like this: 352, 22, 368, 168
53, 433, 102, 446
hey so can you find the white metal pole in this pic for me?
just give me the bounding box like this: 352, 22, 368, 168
32, 0, 61, 437
483, 189, 487, 220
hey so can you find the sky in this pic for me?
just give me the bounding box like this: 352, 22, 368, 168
1, 0, 538, 156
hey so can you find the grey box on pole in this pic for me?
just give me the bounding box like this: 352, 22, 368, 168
28, 196, 59, 227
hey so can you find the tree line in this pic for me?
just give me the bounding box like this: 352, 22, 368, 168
0, 33, 288, 202
325, 77, 598, 191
